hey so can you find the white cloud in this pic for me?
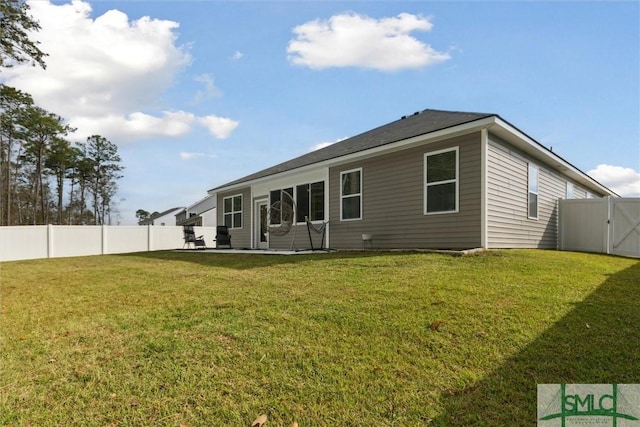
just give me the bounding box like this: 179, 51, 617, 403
287, 12, 450, 71
588, 164, 640, 197
193, 73, 222, 103
308, 137, 347, 152
180, 152, 216, 160
71, 110, 195, 141
232, 50, 244, 60
124, 111, 195, 137
197, 115, 240, 139
4, 1, 189, 116
1, 1, 238, 142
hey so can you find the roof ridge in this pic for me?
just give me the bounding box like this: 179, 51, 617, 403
419, 107, 495, 116
209, 108, 496, 192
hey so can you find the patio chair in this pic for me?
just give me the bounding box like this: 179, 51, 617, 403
215, 225, 232, 248
183, 225, 206, 249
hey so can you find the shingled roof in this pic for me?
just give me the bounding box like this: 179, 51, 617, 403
210, 108, 497, 191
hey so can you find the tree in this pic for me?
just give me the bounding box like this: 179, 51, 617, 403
0, 84, 33, 225
19, 106, 73, 224
68, 144, 94, 225
84, 135, 124, 225
0, 0, 47, 69
136, 209, 150, 223
0, 4, 130, 226
45, 136, 76, 224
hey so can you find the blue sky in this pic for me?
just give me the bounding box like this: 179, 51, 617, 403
3, 1, 639, 224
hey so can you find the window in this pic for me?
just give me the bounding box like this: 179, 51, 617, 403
296, 181, 325, 222
269, 188, 293, 225
424, 147, 458, 214
566, 182, 574, 199
223, 194, 243, 228
528, 164, 539, 219
341, 168, 362, 220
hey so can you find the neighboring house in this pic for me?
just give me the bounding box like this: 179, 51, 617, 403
176, 194, 217, 227
138, 207, 184, 226
208, 109, 616, 250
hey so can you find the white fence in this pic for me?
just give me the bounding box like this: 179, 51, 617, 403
559, 197, 639, 257
0, 225, 217, 262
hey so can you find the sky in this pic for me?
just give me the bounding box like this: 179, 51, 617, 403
2, 0, 639, 225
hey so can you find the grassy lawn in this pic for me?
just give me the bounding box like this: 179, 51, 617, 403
1, 249, 638, 426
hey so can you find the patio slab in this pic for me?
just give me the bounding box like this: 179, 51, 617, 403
175, 248, 333, 255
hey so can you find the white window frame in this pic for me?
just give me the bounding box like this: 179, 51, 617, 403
340, 168, 362, 221
424, 146, 459, 215
528, 164, 539, 220
223, 194, 243, 229
295, 181, 325, 224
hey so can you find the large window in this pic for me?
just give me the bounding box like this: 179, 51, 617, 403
296, 181, 325, 222
269, 188, 293, 225
341, 168, 362, 220
528, 164, 539, 219
566, 182, 574, 199
223, 194, 243, 228
424, 147, 458, 214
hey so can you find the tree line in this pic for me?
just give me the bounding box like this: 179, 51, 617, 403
0, 0, 124, 226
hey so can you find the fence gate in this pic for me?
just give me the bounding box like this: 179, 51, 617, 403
559, 197, 639, 257
610, 198, 640, 257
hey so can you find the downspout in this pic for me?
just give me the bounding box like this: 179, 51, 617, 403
480, 128, 489, 249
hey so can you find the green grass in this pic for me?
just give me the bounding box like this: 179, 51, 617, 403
0, 250, 638, 426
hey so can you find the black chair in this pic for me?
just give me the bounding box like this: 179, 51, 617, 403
183, 225, 206, 249
215, 225, 232, 248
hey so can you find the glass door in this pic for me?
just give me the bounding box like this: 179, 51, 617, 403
255, 199, 269, 249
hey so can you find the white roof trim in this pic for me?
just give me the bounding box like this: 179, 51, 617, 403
210, 117, 495, 194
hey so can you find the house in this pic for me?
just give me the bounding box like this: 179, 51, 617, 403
175, 194, 217, 227
208, 109, 616, 250
138, 207, 184, 226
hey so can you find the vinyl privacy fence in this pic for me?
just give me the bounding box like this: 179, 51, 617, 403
0, 225, 217, 262
559, 197, 640, 257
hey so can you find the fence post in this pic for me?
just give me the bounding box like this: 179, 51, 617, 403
148, 224, 153, 252
102, 225, 107, 255
47, 224, 54, 258
558, 200, 564, 250
606, 196, 612, 255
607, 196, 615, 254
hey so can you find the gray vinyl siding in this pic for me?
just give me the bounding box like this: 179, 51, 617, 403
268, 223, 326, 250
570, 184, 589, 199
216, 187, 251, 248
572, 186, 584, 199
328, 133, 482, 249
487, 136, 566, 248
